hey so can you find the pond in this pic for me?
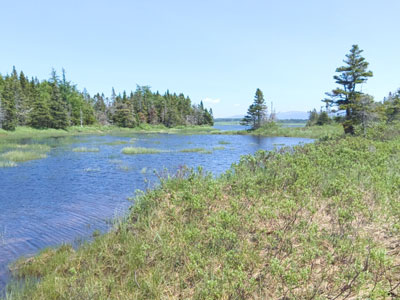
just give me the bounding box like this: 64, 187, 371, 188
0, 133, 313, 291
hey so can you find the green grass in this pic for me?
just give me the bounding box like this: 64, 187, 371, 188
0, 161, 17, 168
103, 140, 129, 146
212, 146, 226, 150
0, 144, 51, 166
179, 148, 206, 153
216, 123, 343, 139
0, 151, 47, 162
122, 147, 161, 155
72, 147, 100, 152
0, 125, 220, 141
6, 132, 400, 299
218, 140, 231, 144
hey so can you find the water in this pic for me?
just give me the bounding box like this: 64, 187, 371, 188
0, 133, 312, 291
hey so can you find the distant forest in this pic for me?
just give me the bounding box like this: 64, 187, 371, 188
0, 67, 213, 130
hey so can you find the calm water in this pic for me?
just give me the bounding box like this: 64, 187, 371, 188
0, 132, 312, 291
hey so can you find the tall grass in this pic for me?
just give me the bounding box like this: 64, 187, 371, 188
0, 144, 51, 166
6, 134, 400, 299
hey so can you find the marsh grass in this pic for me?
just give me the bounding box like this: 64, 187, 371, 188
212, 146, 225, 150
7, 135, 400, 299
218, 140, 231, 144
72, 147, 100, 152
103, 140, 128, 146
179, 148, 206, 153
0, 160, 17, 168
122, 147, 161, 154
0, 151, 47, 162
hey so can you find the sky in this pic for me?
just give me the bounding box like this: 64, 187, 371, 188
1, 0, 400, 118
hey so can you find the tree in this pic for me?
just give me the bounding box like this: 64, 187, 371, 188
353, 94, 376, 136
48, 69, 69, 129
325, 45, 373, 134
1, 76, 17, 130
241, 88, 267, 129
383, 89, 400, 123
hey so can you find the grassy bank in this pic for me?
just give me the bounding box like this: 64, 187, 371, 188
0, 125, 218, 141
5, 134, 400, 299
217, 123, 343, 139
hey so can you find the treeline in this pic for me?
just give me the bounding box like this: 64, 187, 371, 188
0, 67, 213, 131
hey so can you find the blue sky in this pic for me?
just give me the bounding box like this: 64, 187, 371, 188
1, 0, 400, 117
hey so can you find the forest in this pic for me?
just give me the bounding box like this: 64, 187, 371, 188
0, 67, 213, 131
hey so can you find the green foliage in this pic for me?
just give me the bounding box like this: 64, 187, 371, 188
241, 88, 268, 129
325, 45, 373, 134
121, 147, 162, 154
0, 68, 213, 131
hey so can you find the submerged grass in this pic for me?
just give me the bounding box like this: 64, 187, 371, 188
6, 133, 400, 299
72, 147, 100, 153
213, 146, 225, 150
103, 140, 129, 146
179, 148, 206, 153
122, 147, 161, 155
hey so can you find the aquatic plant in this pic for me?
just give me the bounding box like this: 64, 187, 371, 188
179, 148, 205, 153
0, 160, 18, 168
218, 140, 231, 144
212, 146, 225, 150
0, 150, 47, 162
72, 147, 100, 152
122, 147, 161, 154
103, 140, 129, 146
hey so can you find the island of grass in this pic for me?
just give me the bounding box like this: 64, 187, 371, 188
6, 126, 400, 299
122, 147, 162, 154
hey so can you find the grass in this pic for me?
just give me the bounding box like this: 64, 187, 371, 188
216, 123, 343, 139
122, 147, 161, 155
72, 147, 100, 152
0, 144, 51, 166
0, 151, 47, 162
0, 161, 17, 168
179, 148, 206, 153
218, 140, 231, 144
5, 131, 400, 299
213, 146, 225, 150
103, 140, 129, 146
0, 125, 220, 142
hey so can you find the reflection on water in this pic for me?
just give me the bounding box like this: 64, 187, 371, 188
0, 133, 312, 291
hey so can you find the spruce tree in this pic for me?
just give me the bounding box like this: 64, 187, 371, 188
1, 77, 17, 130
241, 89, 267, 129
326, 45, 373, 134
49, 69, 69, 129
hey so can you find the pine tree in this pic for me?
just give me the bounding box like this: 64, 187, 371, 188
326, 45, 373, 134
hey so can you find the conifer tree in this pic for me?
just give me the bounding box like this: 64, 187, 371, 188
241, 89, 267, 129
326, 45, 373, 134
49, 69, 69, 129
